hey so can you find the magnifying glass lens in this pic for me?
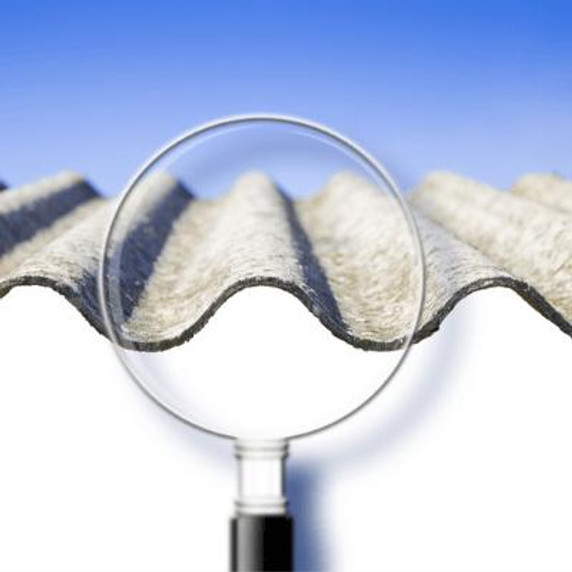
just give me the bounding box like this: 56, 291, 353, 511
100, 117, 424, 441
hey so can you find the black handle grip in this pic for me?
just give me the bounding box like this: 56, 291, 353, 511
231, 514, 293, 571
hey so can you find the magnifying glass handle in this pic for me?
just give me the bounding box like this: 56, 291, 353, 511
232, 440, 293, 571
231, 514, 293, 571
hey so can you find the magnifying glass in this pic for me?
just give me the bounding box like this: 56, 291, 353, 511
98, 114, 425, 571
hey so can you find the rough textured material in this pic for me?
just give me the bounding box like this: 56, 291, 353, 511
0, 169, 570, 351
512, 173, 572, 214
412, 173, 572, 341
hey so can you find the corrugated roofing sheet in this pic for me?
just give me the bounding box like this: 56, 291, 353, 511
0, 170, 570, 350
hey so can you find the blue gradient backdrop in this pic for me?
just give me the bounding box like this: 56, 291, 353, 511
1, 1, 570, 196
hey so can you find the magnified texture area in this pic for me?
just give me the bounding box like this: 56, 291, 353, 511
112, 171, 418, 350
0, 170, 570, 349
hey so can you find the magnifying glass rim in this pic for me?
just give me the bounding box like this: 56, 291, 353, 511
98, 113, 426, 441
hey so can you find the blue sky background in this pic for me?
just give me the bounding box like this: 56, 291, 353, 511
1, 1, 570, 196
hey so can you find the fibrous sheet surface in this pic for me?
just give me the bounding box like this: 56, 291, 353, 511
0, 170, 570, 350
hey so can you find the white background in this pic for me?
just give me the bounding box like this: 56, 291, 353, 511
0, 285, 570, 571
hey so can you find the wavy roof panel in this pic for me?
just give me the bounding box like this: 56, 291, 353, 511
0, 170, 570, 351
